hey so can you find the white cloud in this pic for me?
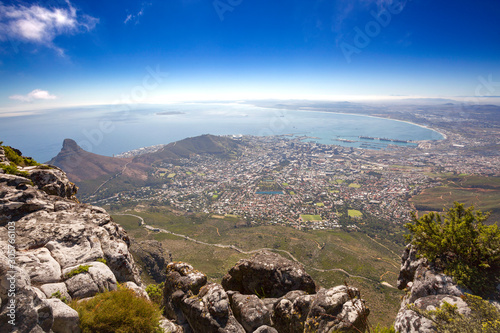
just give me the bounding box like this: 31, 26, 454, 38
124, 5, 148, 25
9, 89, 57, 103
0, 1, 98, 55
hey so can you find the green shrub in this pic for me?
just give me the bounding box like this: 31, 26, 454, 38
96, 258, 107, 265
66, 265, 91, 278
70, 287, 163, 333
50, 291, 68, 303
145, 282, 164, 306
2, 145, 39, 167
0, 162, 29, 177
405, 202, 500, 297
409, 293, 500, 333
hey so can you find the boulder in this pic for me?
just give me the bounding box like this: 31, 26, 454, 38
304, 285, 368, 333
40, 282, 72, 303
65, 272, 100, 299
228, 291, 272, 332
45, 239, 104, 270
63, 261, 117, 299
45, 298, 80, 333
253, 326, 278, 333
0, 253, 54, 332
394, 243, 476, 333
394, 295, 470, 333
272, 290, 311, 333
181, 283, 245, 333
159, 318, 183, 333
163, 262, 207, 328
123, 281, 149, 299
29, 167, 78, 200
17, 247, 62, 284
221, 251, 317, 298
404, 265, 469, 305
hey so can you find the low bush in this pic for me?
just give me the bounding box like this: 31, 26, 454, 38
70, 287, 163, 333
145, 282, 164, 306
2, 145, 39, 167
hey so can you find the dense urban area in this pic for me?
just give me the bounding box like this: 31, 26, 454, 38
90, 105, 500, 231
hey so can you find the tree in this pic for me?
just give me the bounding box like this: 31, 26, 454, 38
405, 202, 500, 297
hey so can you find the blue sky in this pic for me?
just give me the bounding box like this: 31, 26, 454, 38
1, 0, 500, 114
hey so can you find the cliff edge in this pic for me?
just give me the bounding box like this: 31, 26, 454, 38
0, 147, 142, 332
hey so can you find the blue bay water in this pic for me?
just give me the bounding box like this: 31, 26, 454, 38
0, 103, 444, 162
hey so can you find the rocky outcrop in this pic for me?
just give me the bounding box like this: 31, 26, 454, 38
181, 283, 245, 333
394, 245, 473, 333
221, 251, 317, 298
28, 166, 78, 200
164, 253, 369, 333
0, 148, 143, 333
130, 239, 171, 283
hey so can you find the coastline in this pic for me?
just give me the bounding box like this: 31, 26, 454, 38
252, 105, 447, 141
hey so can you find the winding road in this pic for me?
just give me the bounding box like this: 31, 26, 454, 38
116, 213, 397, 287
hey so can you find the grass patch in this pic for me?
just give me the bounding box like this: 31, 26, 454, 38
349, 183, 361, 188
348, 209, 363, 218
66, 265, 91, 278
411, 175, 500, 222
300, 214, 322, 221
70, 287, 162, 333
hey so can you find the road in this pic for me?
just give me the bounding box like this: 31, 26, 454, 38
119, 213, 397, 287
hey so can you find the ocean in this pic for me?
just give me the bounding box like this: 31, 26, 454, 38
0, 102, 444, 162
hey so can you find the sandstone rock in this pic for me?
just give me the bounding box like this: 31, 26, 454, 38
17, 247, 62, 284
221, 251, 316, 298
123, 281, 149, 299
394, 243, 478, 333
130, 239, 171, 283
40, 282, 72, 302
29, 167, 78, 200
397, 244, 426, 290
163, 262, 207, 327
65, 272, 100, 299
0, 155, 144, 332
45, 298, 80, 333
272, 291, 310, 333
0, 253, 54, 332
181, 283, 245, 333
159, 318, 183, 333
0, 147, 8, 165
63, 261, 117, 299
228, 291, 272, 332
394, 295, 470, 333
45, 239, 104, 270
404, 265, 469, 305
253, 326, 278, 333
304, 285, 368, 333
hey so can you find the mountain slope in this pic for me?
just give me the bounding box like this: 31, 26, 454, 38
48, 139, 134, 182
133, 134, 244, 165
